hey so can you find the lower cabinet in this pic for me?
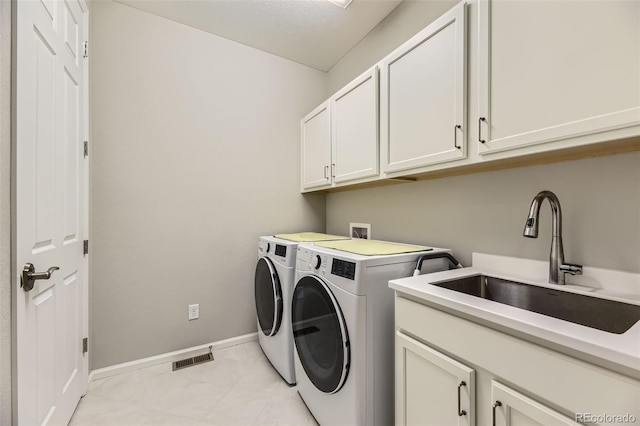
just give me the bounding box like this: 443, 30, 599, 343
396, 330, 577, 426
491, 381, 578, 426
394, 295, 640, 426
396, 331, 475, 426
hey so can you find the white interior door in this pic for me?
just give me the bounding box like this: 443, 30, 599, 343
14, 0, 89, 424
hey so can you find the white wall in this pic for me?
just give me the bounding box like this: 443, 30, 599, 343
327, 0, 458, 94
325, 0, 640, 275
0, 0, 12, 422
91, 1, 327, 369
327, 153, 640, 273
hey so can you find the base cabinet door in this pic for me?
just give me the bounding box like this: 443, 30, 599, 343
396, 331, 475, 426
477, 0, 640, 155
491, 381, 579, 426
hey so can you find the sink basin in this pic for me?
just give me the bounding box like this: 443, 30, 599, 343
432, 275, 640, 334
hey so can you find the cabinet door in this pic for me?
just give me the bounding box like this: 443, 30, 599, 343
478, 0, 640, 155
396, 331, 475, 426
380, 2, 467, 174
331, 66, 379, 184
301, 101, 331, 190
491, 381, 579, 426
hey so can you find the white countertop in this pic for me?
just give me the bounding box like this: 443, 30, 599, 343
389, 253, 640, 379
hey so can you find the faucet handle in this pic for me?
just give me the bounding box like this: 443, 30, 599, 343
560, 263, 583, 276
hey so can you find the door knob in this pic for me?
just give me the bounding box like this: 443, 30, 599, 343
21, 263, 59, 292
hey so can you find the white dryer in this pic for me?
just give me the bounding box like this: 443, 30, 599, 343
255, 233, 349, 385
292, 240, 457, 425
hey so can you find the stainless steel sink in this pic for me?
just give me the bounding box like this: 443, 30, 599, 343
432, 275, 640, 334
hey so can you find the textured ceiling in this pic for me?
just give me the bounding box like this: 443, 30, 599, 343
115, 0, 403, 71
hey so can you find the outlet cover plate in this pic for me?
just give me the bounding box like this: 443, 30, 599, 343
350, 222, 371, 239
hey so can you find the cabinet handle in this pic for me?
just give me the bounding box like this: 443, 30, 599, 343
492, 401, 502, 426
454, 125, 462, 150
331, 163, 336, 178
457, 381, 467, 416
324, 165, 329, 180
478, 117, 487, 144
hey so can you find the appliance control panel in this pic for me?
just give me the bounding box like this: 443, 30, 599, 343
331, 259, 356, 280
275, 244, 287, 257
296, 247, 357, 281
311, 255, 329, 272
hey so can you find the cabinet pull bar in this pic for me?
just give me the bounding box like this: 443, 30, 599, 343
492, 401, 502, 426
454, 125, 462, 150
457, 381, 467, 416
479, 117, 487, 143
331, 163, 336, 178
324, 165, 329, 180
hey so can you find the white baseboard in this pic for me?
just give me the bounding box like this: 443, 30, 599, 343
89, 332, 258, 382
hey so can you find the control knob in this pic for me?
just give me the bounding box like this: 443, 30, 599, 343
313, 255, 322, 270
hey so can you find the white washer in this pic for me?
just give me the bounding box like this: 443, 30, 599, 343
292, 241, 454, 425
255, 235, 348, 385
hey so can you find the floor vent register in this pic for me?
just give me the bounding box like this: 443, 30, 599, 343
172, 346, 214, 371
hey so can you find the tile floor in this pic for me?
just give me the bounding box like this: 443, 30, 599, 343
69, 341, 318, 426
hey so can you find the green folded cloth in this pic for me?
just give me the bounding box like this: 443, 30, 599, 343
274, 232, 350, 242
315, 239, 432, 255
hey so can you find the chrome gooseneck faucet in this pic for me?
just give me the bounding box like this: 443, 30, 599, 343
523, 190, 582, 284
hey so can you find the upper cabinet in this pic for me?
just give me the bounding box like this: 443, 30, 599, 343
301, 101, 331, 190
301, 67, 379, 192
332, 67, 379, 184
300, 0, 640, 193
380, 2, 467, 175
477, 0, 640, 156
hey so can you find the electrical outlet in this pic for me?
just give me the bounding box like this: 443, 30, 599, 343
188, 304, 199, 320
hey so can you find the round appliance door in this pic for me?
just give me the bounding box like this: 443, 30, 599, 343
254, 257, 283, 337
292, 275, 350, 394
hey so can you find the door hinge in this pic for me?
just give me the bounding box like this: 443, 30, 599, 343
83, 240, 89, 255
84, 141, 88, 157
83, 337, 88, 354
83, 41, 89, 58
